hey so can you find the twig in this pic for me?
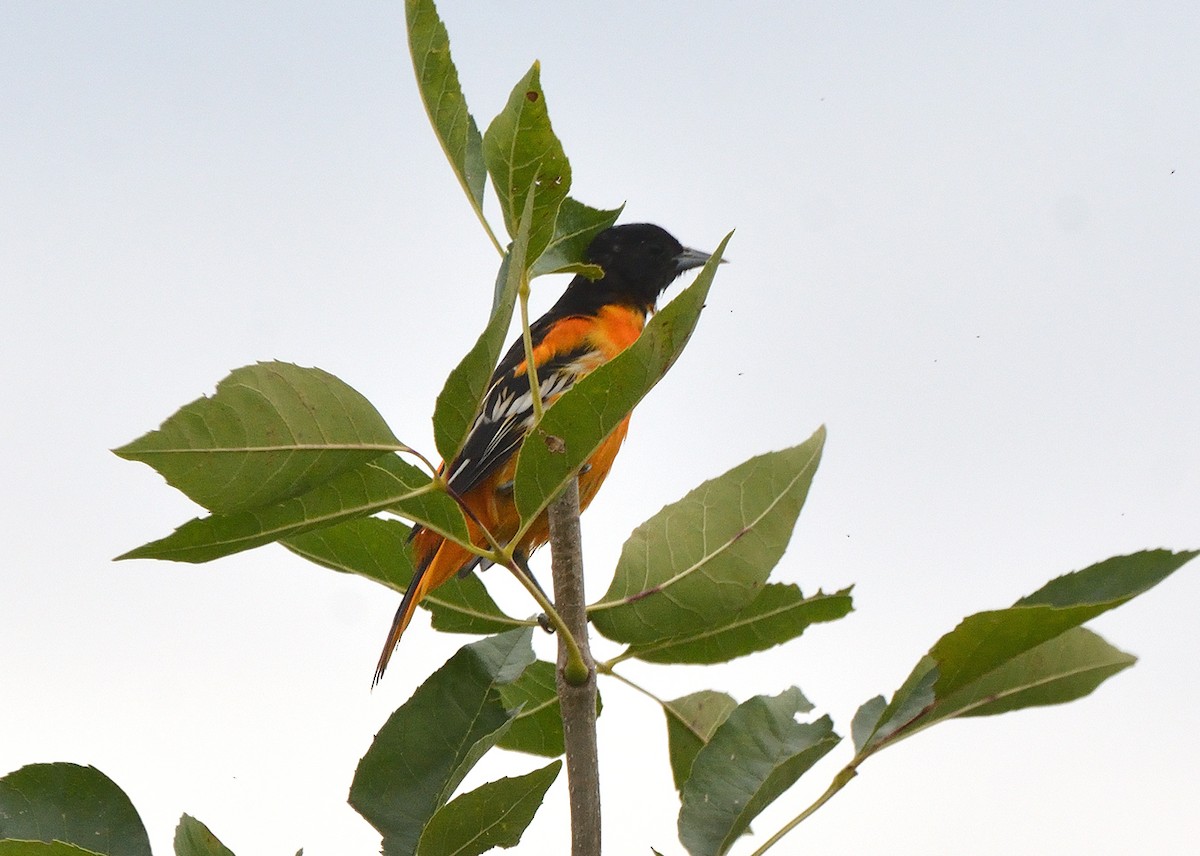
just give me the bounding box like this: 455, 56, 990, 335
748, 764, 859, 856
548, 476, 601, 856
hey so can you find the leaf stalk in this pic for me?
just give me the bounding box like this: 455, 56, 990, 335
749, 764, 859, 856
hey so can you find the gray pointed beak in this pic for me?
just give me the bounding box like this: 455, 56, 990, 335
674, 246, 725, 273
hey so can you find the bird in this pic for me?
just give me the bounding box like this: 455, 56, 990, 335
373, 223, 713, 684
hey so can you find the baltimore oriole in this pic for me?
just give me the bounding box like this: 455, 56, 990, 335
374, 223, 713, 683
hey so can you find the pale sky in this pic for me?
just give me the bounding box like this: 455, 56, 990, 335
3, 2, 1198, 854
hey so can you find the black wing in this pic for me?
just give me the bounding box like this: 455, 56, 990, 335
444, 322, 599, 496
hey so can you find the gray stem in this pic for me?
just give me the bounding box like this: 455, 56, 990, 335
548, 476, 601, 856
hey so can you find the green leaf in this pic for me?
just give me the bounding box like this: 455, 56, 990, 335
349, 630, 536, 856
934, 549, 1195, 698
483, 62, 571, 264
0, 764, 151, 856
494, 659, 601, 757
514, 233, 732, 525
662, 691, 737, 791
1016, 548, 1193, 608
404, 0, 486, 216
174, 814, 236, 856
432, 187, 535, 464
281, 506, 519, 635
428, 572, 527, 635
857, 656, 939, 753
625, 584, 852, 664
529, 198, 622, 278
114, 362, 402, 513
591, 427, 823, 646
941, 626, 1135, 719
849, 695, 887, 754
496, 660, 563, 757
283, 516, 416, 591
117, 454, 466, 564
416, 762, 561, 856
860, 629, 1139, 756
678, 689, 839, 856
0, 844, 102, 856
856, 549, 1197, 757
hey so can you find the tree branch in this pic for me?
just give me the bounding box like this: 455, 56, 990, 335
548, 476, 600, 856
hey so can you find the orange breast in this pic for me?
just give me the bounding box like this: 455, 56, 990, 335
516, 306, 646, 376
591, 305, 646, 354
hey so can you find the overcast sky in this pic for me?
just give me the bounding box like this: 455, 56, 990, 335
3, 2, 1198, 854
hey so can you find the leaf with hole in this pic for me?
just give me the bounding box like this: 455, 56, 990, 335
483, 62, 570, 262
678, 689, 839, 856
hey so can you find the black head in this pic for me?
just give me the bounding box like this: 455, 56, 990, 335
582, 223, 712, 312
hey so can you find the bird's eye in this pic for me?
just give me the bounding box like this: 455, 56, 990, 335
647, 244, 664, 256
